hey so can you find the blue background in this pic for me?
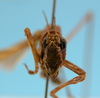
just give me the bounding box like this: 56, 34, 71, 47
0, 0, 99, 98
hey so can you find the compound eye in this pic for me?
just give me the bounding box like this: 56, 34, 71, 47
60, 38, 66, 50
43, 37, 47, 49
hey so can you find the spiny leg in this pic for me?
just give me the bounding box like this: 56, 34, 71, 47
50, 60, 86, 98
24, 28, 40, 75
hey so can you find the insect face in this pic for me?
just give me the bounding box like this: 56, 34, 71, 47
41, 30, 66, 78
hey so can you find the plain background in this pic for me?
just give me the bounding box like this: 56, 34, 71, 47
0, 0, 100, 98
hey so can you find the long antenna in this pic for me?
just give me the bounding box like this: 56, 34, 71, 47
45, 0, 56, 98
42, 11, 49, 30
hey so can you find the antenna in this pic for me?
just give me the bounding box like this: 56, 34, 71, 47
42, 11, 49, 30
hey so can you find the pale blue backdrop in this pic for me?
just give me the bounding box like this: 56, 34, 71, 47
0, 0, 99, 98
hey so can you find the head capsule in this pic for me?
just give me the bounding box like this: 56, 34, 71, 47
40, 12, 67, 78
41, 29, 66, 78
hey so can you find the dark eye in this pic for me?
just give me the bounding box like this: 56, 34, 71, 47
43, 38, 47, 49
60, 38, 66, 50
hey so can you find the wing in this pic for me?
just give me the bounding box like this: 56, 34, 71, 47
0, 39, 29, 70
0, 29, 42, 70
0, 25, 60, 70
65, 12, 93, 43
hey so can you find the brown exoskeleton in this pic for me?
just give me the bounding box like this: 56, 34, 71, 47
24, 13, 86, 98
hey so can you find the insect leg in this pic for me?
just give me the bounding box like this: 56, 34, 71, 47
24, 27, 40, 75
50, 60, 86, 98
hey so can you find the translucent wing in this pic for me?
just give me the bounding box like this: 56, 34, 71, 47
64, 12, 94, 97
0, 40, 29, 70
0, 25, 58, 70
65, 12, 93, 43
0, 29, 42, 70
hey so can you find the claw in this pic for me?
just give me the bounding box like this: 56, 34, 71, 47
23, 63, 29, 71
